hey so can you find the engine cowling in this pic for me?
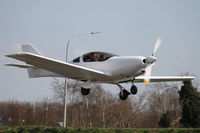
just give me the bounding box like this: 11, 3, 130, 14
132, 69, 145, 77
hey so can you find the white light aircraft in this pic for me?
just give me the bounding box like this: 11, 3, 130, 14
6, 37, 194, 100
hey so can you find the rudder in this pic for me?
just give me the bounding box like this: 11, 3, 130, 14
22, 43, 43, 56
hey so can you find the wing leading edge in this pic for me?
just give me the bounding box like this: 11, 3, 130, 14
119, 76, 194, 83
6, 52, 111, 81
135, 76, 194, 83
118, 76, 194, 84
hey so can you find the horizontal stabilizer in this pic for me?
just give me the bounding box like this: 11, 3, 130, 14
5, 63, 62, 78
5, 64, 33, 68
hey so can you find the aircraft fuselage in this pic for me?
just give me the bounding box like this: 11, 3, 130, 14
72, 56, 147, 82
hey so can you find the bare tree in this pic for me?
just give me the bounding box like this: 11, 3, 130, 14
0, 78, 191, 128
146, 83, 181, 127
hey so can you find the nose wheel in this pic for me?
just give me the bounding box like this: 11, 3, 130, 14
130, 84, 138, 95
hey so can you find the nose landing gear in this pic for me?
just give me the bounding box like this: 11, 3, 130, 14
130, 84, 138, 95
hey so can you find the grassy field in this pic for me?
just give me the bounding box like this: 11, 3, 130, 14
0, 126, 200, 133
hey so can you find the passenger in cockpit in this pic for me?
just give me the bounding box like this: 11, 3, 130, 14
99, 54, 106, 61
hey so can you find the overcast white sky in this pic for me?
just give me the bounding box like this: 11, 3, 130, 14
0, 0, 200, 101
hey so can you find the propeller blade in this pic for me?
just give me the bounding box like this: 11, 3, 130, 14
144, 64, 153, 85
152, 36, 162, 56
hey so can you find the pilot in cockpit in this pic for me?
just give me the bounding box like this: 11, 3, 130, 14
91, 53, 97, 62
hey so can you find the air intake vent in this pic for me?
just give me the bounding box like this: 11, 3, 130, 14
143, 59, 146, 64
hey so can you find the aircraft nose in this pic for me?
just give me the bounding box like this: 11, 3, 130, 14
147, 56, 157, 64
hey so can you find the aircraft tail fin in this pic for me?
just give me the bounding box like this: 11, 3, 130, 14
22, 43, 43, 56
6, 44, 62, 78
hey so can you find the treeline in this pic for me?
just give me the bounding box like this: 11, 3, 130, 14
0, 79, 200, 128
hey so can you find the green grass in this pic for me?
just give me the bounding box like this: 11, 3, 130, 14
0, 126, 200, 133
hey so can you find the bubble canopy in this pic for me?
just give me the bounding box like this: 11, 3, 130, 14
72, 52, 117, 63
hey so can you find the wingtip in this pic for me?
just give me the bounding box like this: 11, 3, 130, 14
5, 54, 19, 58
4, 64, 10, 66
5, 54, 13, 58
188, 76, 195, 80
4, 64, 16, 67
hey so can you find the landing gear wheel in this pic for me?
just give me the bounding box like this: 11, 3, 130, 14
81, 87, 90, 95
119, 90, 129, 100
130, 85, 138, 95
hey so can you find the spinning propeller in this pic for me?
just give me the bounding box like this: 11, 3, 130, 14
144, 36, 162, 85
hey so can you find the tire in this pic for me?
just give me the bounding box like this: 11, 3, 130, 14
130, 85, 138, 95
119, 90, 129, 100
81, 87, 90, 95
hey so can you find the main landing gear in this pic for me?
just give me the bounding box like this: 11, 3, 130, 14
81, 87, 90, 95
117, 83, 138, 100
80, 81, 138, 101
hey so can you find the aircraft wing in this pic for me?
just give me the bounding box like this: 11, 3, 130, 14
135, 76, 194, 83
118, 76, 194, 83
6, 52, 111, 81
